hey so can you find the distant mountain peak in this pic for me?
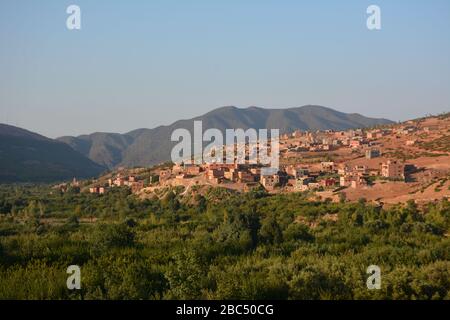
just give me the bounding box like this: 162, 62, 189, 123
0, 124, 105, 183
57, 105, 393, 169
0, 123, 51, 142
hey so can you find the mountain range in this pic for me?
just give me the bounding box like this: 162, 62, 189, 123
0, 105, 393, 182
57, 105, 393, 170
0, 124, 105, 183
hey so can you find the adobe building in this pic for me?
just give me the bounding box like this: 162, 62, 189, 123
89, 186, 106, 194
365, 148, 381, 159
381, 160, 405, 180
159, 170, 172, 182
320, 178, 337, 188
351, 176, 368, 189
261, 174, 280, 191
320, 162, 335, 172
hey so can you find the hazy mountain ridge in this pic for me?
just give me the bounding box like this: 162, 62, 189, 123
58, 132, 134, 169
57, 105, 393, 169
0, 124, 105, 183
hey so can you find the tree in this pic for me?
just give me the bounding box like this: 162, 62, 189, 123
91, 223, 135, 254
259, 215, 282, 244
162, 191, 180, 212
194, 194, 207, 212
82, 256, 167, 300
283, 224, 313, 242
165, 250, 205, 299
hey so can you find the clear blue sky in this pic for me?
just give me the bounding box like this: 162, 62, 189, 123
1, 0, 449, 137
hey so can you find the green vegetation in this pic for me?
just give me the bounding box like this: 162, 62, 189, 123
0, 185, 449, 300
437, 112, 450, 120
417, 135, 450, 153
384, 148, 448, 161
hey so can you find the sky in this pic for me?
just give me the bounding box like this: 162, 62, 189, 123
0, 0, 449, 138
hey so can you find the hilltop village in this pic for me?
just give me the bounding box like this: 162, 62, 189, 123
61, 114, 450, 206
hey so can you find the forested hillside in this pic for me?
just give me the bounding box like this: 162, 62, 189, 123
0, 124, 105, 183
